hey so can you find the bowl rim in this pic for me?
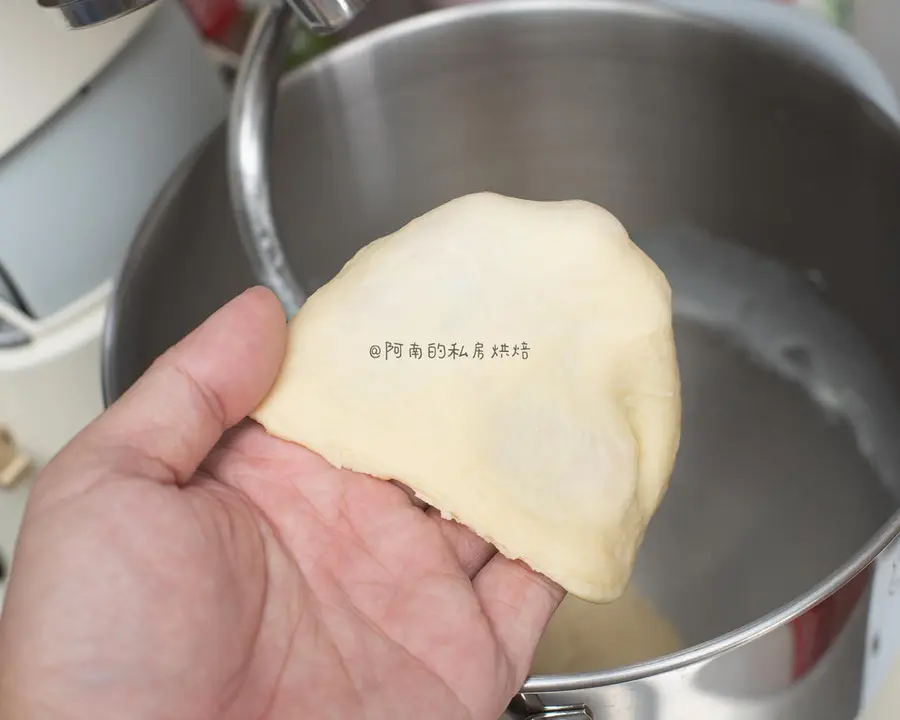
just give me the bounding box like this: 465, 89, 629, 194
102, 0, 900, 694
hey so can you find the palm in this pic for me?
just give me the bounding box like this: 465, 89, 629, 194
0, 288, 561, 720
203, 423, 555, 720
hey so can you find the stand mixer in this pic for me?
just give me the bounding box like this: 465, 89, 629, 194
40, 0, 367, 320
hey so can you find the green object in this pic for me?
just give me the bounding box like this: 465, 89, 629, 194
284, 26, 337, 70
823, 0, 855, 28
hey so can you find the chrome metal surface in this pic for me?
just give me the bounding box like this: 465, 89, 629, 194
36, 0, 368, 33
103, 1, 900, 717
228, 4, 306, 316
286, 0, 370, 34
523, 707, 592, 719
36, 0, 156, 28
227, 0, 372, 317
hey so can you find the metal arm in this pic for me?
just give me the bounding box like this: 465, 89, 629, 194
227, 3, 306, 317
226, 0, 367, 317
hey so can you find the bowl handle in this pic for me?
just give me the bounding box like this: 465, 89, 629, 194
510, 705, 593, 720
524, 710, 592, 719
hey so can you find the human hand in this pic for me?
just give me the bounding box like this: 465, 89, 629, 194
0, 287, 563, 720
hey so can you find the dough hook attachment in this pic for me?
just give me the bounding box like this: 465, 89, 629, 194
227, 4, 306, 318
229, 1, 369, 318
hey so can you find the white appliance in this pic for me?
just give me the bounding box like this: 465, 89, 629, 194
0, 0, 227, 599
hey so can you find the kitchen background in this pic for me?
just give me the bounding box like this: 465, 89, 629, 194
2, 0, 900, 718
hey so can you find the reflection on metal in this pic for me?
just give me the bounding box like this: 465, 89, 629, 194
524, 707, 592, 720
36, 0, 157, 29
226, 0, 370, 317
227, 4, 306, 318
285, 0, 370, 34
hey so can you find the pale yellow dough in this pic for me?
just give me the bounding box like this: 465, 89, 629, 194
252, 192, 681, 602
531, 588, 683, 674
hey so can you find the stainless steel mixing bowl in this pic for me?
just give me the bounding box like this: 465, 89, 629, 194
103, 1, 900, 717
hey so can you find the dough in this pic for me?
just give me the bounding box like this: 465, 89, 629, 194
531, 587, 683, 674
252, 192, 681, 602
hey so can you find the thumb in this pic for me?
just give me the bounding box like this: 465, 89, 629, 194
82, 286, 287, 485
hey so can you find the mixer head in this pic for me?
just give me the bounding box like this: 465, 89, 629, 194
37, 0, 369, 33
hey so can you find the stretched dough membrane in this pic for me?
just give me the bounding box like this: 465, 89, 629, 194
531, 588, 683, 674
252, 192, 681, 602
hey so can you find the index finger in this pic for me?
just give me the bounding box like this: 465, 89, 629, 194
473, 553, 565, 687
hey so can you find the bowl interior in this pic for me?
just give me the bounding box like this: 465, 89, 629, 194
107, 0, 900, 671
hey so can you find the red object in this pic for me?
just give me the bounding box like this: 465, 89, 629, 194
790, 566, 872, 680
181, 0, 240, 41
